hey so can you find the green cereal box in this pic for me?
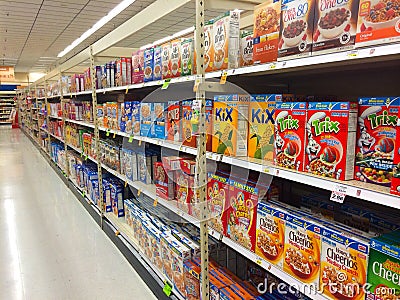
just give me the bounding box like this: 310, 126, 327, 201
180, 38, 193, 76
367, 233, 400, 300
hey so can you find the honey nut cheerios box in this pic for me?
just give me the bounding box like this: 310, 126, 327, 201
253, 0, 281, 64
213, 94, 250, 157
274, 102, 307, 171
207, 172, 229, 235
283, 211, 322, 288
312, 0, 359, 55
248, 94, 281, 161
305, 102, 358, 181
355, 97, 399, 187
356, 0, 400, 47
256, 202, 286, 268
320, 228, 369, 300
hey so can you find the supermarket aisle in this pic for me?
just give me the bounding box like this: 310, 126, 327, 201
0, 128, 156, 300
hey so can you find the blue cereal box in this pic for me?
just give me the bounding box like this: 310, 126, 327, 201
140, 102, 154, 137
154, 102, 167, 139
153, 46, 162, 81
131, 101, 140, 136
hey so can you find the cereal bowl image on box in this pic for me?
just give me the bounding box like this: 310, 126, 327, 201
318, 9, 352, 39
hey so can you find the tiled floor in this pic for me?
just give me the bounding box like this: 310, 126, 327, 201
0, 127, 156, 300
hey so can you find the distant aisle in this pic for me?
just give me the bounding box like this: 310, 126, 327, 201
0, 127, 156, 300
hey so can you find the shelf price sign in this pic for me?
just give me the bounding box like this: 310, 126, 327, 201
330, 184, 348, 203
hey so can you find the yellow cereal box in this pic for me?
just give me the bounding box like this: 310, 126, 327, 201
283, 211, 322, 287
212, 94, 250, 157
248, 94, 280, 161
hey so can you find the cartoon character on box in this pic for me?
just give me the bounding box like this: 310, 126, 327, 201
355, 97, 398, 186
207, 172, 228, 234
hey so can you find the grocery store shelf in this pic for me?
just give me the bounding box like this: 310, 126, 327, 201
65, 118, 95, 128
66, 143, 97, 164
48, 115, 62, 120
48, 132, 64, 143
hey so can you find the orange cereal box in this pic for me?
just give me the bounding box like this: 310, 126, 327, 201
253, 0, 281, 64
320, 228, 369, 300
256, 203, 286, 268
248, 94, 280, 161
283, 212, 322, 287
356, 0, 400, 47
213, 94, 250, 157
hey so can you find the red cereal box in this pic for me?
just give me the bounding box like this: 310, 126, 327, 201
391, 111, 400, 195
274, 102, 307, 171
226, 179, 259, 252
355, 97, 399, 186
154, 162, 170, 200
132, 50, 144, 84
305, 102, 358, 180
207, 172, 229, 235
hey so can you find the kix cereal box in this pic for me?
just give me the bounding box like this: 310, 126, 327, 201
161, 42, 171, 79
366, 232, 400, 300
167, 100, 182, 142
213, 94, 250, 157
256, 203, 286, 268
305, 102, 358, 180
312, 0, 359, 55
321, 228, 369, 300
355, 97, 399, 187
226, 179, 259, 252
248, 94, 280, 161
207, 172, 229, 235
274, 102, 307, 171
253, 0, 281, 64
278, 0, 315, 60
283, 212, 322, 288
213, 10, 241, 71
356, 0, 400, 48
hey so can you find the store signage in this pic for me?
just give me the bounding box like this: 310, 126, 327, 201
0, 66, 15, 82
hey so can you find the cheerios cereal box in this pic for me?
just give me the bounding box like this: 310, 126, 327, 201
256, 203, 286, 268
305, 102, 358, 180
274, 102, 307, 171
321, 228, 369, 300
278, 0, 315, 60
226, 178, 259, 252
213, 94, 250, 157
207, 172, 229, 235
356, 0, 400, 48
248, 94, 280, 161
312, 0, 359, 54
355, 97, 399, 187
253, 0, 281, 64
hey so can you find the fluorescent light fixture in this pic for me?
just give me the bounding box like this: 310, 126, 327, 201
140, 26, 195, 50
57, 0, 137, 58
29, 72, 45, 82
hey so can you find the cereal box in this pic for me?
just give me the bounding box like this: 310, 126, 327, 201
97, 104, 104, 127
256, 203, 286, 268
143, 48, 154, 82
226, 179, 259, 251
116, 59, 123, 86
182, 100, 196, 147
126, 57, 132, 85
274, 102, 307, 171
213, 10, 240, 71
194, 20, 214, 74
161, 42, 171, 79
355, 97, 399, 186
147, 225, 162, 272
167, 100, 182, 142
278, 0, 315, 60
132, 50, 144, 84
137, 152, 152, 184
253, 0, 281, 64
312, 0, 359, 55
175, 169, 195, 214
181, 38, 193, 76
170, 40, 181, 78
305, 102, 358, 180
109, 102, 119, 130
248, 94, 280, 161
283, 212, 322, 287
154, 102, 166, 139
240, 30, 254, 67
356, 0, 400, 48
391, 112, 400, 195
119, 102, 131, 133
131, 101, 140, 136
153, 46, 162, 81
207, 172, 229, 234
213, 94, 250, 157
183, 261, 201, 300
140, 102, 154, 137
170, 240, 191, 298
321, 228, 369, 300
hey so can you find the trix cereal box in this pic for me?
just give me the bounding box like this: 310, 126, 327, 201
213, 10, 241, 71
167, 100, 182, 142
312, 0, 359, 55
226, 179, 259, 252
278, 0, 315, 60
274, 102, 307, 171
321, 228, 369, 300
283, 212, 322, 287
256, 203, 286, 268
356, 0, 400, 48
367, 232, 400, 300
253, 0, 281, 64
355, 97, 399, 187
248, 94, 280, 161
213, 94, 250, 157
305, 102, 358, 180
207, 172, 229, 234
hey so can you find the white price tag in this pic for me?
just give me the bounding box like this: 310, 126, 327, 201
330, 184, 347, 203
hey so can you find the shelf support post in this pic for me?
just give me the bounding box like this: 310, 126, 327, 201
60, 72, 69, 178
44, 81, 51, 154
